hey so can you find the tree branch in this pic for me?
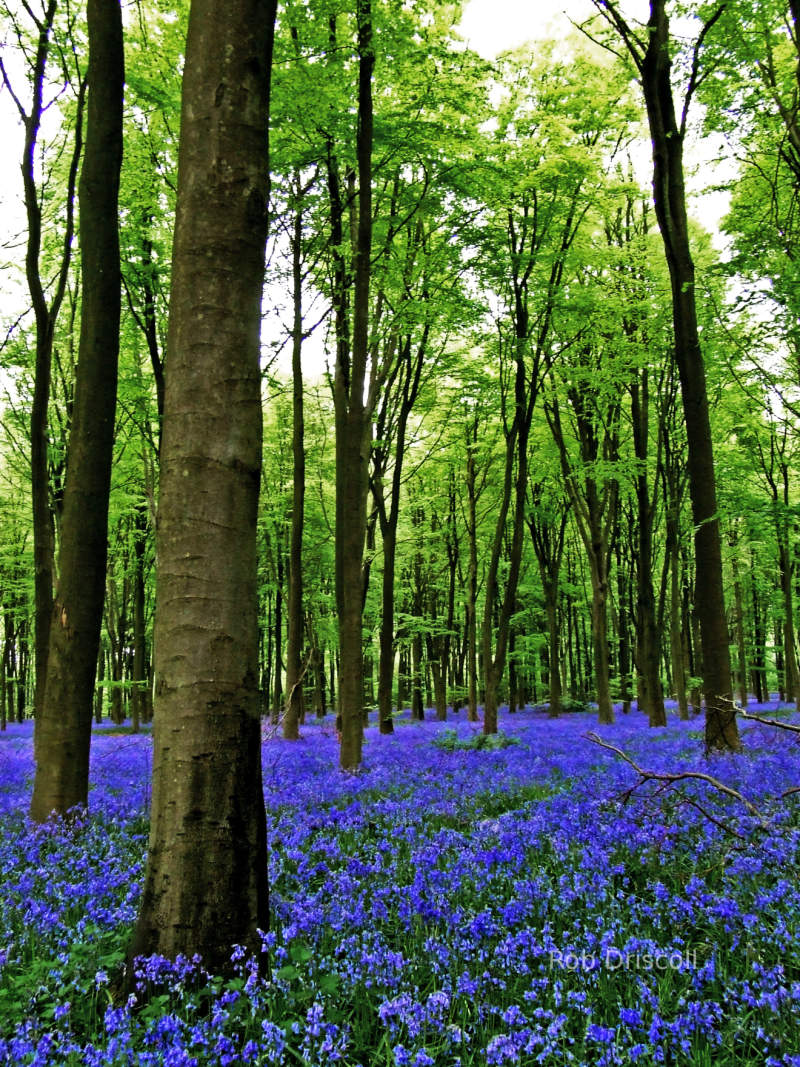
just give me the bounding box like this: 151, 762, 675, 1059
584, 730, 766, 824
681, 3, 727, 138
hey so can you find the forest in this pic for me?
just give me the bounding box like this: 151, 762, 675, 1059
1, 0, 800, 1064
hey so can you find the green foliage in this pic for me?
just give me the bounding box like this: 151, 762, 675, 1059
432, 727, 522, 752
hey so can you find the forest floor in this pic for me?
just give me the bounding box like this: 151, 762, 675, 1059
0, 701, 799, 1065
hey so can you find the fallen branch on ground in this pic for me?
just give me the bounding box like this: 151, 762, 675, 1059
584, 731, 768, 829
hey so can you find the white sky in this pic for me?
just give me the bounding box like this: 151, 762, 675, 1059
458, 0, 596, 55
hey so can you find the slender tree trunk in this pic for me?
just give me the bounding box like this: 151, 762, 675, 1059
129, 0, 276, 972
668, 523, 689, 719
272, 550, 283, 725
750, 561, 767, 703
411, 630, 424, 720
589, 561, 614, 724
332, 1, 373, 770
131, 505, 148, 733
465, 418, 479, 722
777, 524, 800, 707
31, 0, 124, 820
631, 373, 666, 727
615, 542, 633, 714
731, 549, 748, 708
10, 3, 86, 717
283, 188, 305, 740
94, 642, 104, 723
482, 350, 531, 735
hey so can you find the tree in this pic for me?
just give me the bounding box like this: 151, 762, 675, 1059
329, 0, 374, 770
30, 0, 124, 821
1, 1, 86, 716
590, 0, 740, 751
129, 0, 277, 972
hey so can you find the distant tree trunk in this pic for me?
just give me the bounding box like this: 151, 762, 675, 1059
528, 493, 568, 717
106, 572, 127, 724
0, 621, 7, 732
31, 0, 124, 820
94, 643, 104, 723
396, 642, 409, 713
130, 505, 148, 733
750, 562, 767, 703
546, 387, 618, 725
373, 334, 427, 734
630, 372, 666, 727
129, 0, 276, 973
482, 348, 531, 735
283, 185, 306, 740
410, 630, 424, 720
615, 536, 633, 714
307, 614, 326, 716
271, 547, 283, 725
465, 417, 480, 722
777, 517, 800, 708
729, 527, 749, 707
667, 521, 689, 720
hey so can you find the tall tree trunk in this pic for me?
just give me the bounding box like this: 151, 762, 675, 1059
465, 417, 480, 722
528, 494, 568, 717
631, 373, 666, 727
668, 521, 689, 720
7, 3, 86, 716
621, 0, 737, 749
332, 1, 374, 770
589, 559, 614, 724
546, 390, 618, 724
272, 545, 283, 725
129, 0, 276, 972
731, 544, 749, 708
131, 505, 148, 733
482, 348, 531, 735
750, 560, 767, 703
31, 0, 124, 820
283, 210, 305, 742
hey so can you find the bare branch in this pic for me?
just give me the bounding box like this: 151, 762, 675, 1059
0, 56, 29, 121
680, 4, 727, 138
584, 730, 766, 824
589, 0, 646, 71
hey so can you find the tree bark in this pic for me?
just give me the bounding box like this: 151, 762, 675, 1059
129, 0, 276, 972
2, 3, 86, 717
283, 196, 305, 739
630, 0, 737, 749
31, 0, 124, 820
631, 373, 666, 726
465, 417, 480, 722
333, 0, 374, 770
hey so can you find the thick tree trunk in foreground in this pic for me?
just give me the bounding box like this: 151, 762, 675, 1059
31, 0, 124, 821
129, 0, 276, 973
